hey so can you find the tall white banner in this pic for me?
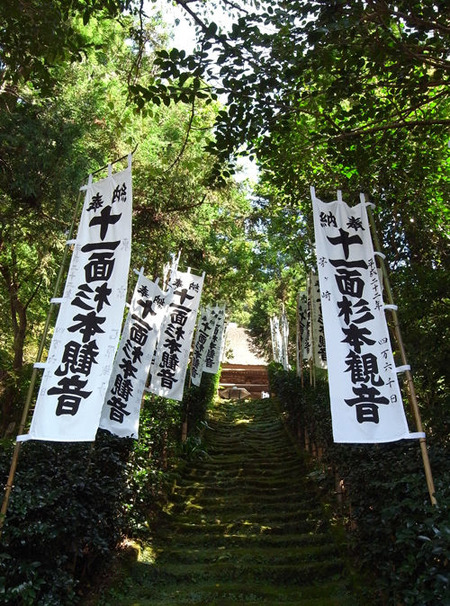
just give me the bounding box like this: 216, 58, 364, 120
149, 270, 204, 401
270, 316, 282, 364
311, 189, 412, 443
99, 275, 174, 438
204, 306, 226, 375
280, 307, 289, 371
22, 163, 133, 442
190, 306, 216, 386
297, 290, 310, 362
309, 273, 327, 369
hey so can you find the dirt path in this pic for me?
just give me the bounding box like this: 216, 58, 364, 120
95, 399, 361, 605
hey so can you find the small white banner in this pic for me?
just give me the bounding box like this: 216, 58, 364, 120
204, 306, 226, 374
148, 270, 204, 401
297, 290, 311, 362
99, 275, 174, 438
270, 316, 282, 364
280, 307, 289, 371
162, 250, 181, 290
309, 272, 327, 369
311, 189, 411, 443
191, 306, 217, 386
24, 163, 133, 442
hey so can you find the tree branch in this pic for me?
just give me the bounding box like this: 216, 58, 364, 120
166, 193, 208, 214
392, 8, 450, 36
163, 96, 196, 174
331, 117, 450, 139
175, 0, 214, 36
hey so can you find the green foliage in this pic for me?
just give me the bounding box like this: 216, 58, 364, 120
0, 0, 142, 92
0, 438, 131, 605
392, 265, 450, 442
122, 395, 182, 537
331, 442, 450, 605
268, 362, 331, 450
269, 365, 450, 605
166, 1, 450, 164
0, 363, 220, 604
0, 394, 184, 604
182, 367, 221, 438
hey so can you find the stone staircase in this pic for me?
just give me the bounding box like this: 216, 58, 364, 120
219, 364, 270, 399
101, 399, 361, 605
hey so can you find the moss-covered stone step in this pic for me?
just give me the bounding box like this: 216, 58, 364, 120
166, 503, 327, 528
166, 520, 324, 538
97, 399, 361, 605
170, 488, 319, 508
152, 530, 337, 549
110, 578, 357, 606
177, 462, 306, 478
170, 494, 318, 512
149, 543, 342, 566
143, 558, 345, 585
167, 506, 327, 529
173, 477, 308, 494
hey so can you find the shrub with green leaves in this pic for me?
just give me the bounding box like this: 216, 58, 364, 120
269, 364, 450, 605
0, 367, 220, 605
182, 367, 221, 438
0, 438, 131, 605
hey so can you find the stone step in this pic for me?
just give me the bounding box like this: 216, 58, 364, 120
153, 530, 338, 549
141, 558, 345, 586
154, 543, 341, 566
98, 398, 361, 606
122, 578, 356, 605
170, 505, 326, 527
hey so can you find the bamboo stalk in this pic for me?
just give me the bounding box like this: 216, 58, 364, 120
365, 198, 437, 506
296, 292, 305, 386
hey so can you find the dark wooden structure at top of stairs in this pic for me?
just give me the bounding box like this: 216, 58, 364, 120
219, 363, 269, 399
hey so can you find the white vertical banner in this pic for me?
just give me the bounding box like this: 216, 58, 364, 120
22, 162, 133, 442
270, 317, 277, 362
310, 273, 327, 369
190, 306, 215, 386
297, 290, 310, 362
162, 250, 181, 290
99, 275, 174, 438
149, 270, 204, 401
203, 306, 226, 374
311, 188, 412, 443
270, 316, 282, 363
305, 283, 313, 362
280, 307, 289, 371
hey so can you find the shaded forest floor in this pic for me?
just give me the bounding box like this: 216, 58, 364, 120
87, 398, 366, 605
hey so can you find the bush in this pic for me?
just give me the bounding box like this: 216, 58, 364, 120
269, 364, 450, 605
0, 438, 131, 605
182, 367, 221, 438
121, 394, 182, 537
0, 367, 220, 605
0, 401, 177, 604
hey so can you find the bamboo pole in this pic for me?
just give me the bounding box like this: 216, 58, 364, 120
308, 275, 316, 389
296, 292, 304, 386
364, 196, 437, 506
0, 189, 84, 535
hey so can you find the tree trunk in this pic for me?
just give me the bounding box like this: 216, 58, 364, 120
0, 262, 27, 434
